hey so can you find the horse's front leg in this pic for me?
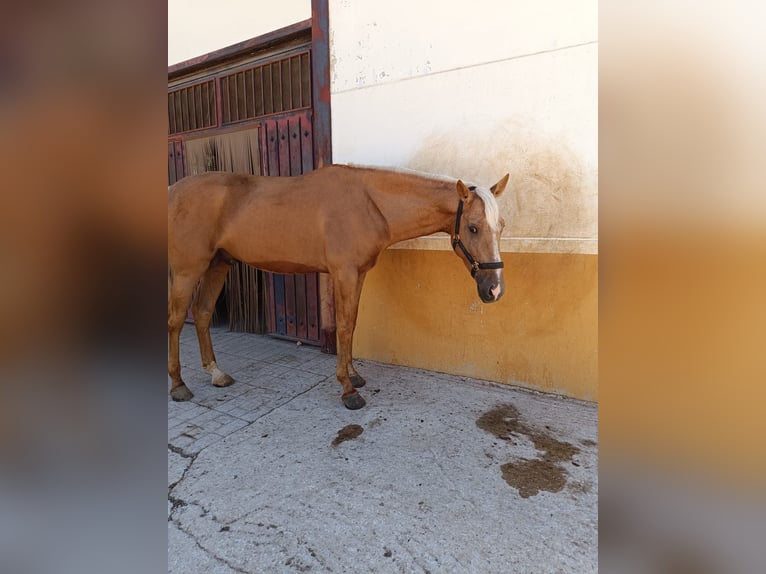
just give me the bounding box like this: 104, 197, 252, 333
332, 268, 368, 409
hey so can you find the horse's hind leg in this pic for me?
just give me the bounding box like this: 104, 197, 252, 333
168, 268, 204, 401
192, 256, 234, 388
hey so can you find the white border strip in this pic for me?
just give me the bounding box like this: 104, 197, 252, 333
389, 235, 598, 255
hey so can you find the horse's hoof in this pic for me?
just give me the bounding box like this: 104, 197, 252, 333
212, 373, 235, 388
170, 384, 194, 401
342, 392, 366, 410
350, 374, 366, 389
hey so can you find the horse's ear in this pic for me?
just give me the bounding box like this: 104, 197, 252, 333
456, 180, 473, 203
491, 173, 510, 197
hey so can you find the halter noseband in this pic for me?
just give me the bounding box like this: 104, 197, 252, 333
451, 193, 505, 278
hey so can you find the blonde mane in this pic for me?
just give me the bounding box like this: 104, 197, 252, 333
346, 164, 500, 231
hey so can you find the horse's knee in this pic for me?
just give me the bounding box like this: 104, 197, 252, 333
192, 307, 212, 326
168, 315, 185, 332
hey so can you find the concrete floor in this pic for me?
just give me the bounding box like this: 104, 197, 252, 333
168, 327, 598, 573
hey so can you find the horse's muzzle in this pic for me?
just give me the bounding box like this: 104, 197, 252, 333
477, 273, 505, 303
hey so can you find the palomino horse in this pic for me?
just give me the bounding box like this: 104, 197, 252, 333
168, 165, 509, 409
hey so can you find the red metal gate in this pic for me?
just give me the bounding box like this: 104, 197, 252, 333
260, 110, 321, 344
168, 35, 327, 347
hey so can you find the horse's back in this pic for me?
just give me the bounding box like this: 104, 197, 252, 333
167, 167, 388, 272
169, 172, 252, 211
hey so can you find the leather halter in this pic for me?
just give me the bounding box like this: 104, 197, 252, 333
451, 194, 505, 278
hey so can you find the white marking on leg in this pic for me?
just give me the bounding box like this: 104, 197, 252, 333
205, 362, 227, 383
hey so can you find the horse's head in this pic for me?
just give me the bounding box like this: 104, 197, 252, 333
452, 174, 509, 303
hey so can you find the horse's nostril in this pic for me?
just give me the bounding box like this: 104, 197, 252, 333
490, 284, 502, 300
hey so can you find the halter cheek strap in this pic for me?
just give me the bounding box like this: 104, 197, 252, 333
451, 198, 505, 278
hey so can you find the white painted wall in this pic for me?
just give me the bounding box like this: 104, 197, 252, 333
168, 0, 311, 65
329, 0, 598, 253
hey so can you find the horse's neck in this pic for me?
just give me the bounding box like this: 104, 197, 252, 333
370, 175, 456, 246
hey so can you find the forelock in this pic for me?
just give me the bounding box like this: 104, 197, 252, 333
473, 185, 500, 231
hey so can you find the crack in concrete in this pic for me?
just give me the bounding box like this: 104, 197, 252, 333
244, 374, 333, 425
167, 374, 333, 573
168, 442, 195, 459
172, 514, 250, 574
168, 445, 247, 574
168, 443, 198, 520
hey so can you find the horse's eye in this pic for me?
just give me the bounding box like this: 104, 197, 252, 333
469, 225, 478, 234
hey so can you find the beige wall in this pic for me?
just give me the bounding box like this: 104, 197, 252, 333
167, 0, 310, 65
356, 250, 598, 401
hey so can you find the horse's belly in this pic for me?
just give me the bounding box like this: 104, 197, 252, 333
221, 234, 328, 274
219, 204, 330, 272
239, 259, 326, 274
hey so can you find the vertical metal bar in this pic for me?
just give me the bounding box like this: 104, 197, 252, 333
181, 88, 189, 131
215, 77, 223, 127
266, 64, 273, 115
246, 68, 254, 119
258, 66, 266, 115
273, 63, 282, 113
233, 74, 240, 122
238, 71, 246, 120
189, 85, 197, 130
286, 57, 293, 110
312, 0, 335, 353
168, 93, 176, 134
296, 55, 303, 110
174, 92, 183, 133
201, 83, 209, 127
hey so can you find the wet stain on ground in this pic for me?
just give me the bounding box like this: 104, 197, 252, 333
500, 460, 567, 498
476, 403, 581, 498
332, 424, 364, 447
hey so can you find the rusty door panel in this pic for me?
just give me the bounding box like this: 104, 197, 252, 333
168, 139, 185, 185
260, 110, 321, 345
168, 142, 176, 184
305, 272, 319, 341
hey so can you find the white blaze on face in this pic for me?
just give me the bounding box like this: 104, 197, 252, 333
474, 186, 504, 290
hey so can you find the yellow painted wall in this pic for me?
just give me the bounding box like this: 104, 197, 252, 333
354, 249, 598, 401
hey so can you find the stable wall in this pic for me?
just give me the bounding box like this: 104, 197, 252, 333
167, 0, 310, 65
329, 0, 598, 400
356, 250, 598, 401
